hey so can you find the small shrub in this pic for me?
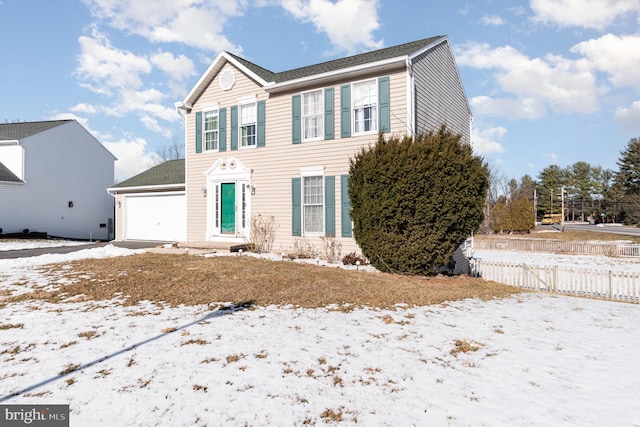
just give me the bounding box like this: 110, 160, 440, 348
285, 238, 318, 259
249, 214, 277, 253
342, 252, 367, 266
320, 236, 342, 262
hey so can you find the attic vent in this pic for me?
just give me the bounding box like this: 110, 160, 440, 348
220, 69, 235, 91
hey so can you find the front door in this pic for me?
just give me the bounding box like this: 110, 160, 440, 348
221, 183, 235, 234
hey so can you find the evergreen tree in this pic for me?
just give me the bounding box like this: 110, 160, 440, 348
348, 126, 489, 276
616, 137, 640, 195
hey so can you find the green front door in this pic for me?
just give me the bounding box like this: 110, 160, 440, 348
221, 183, 235, 234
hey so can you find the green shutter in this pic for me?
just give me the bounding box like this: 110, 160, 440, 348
340, 84, 351, 138
230, 105, 238, 151
341, 174, 352, 237
257, 100, 266, 147
195, 112, 202, 153
292, 95, 301, 144
324, 88, 334, 140
378, 76, 390, 133
325, 176, 335, 237
292, 178, 301, 236
219, 108, 227, 152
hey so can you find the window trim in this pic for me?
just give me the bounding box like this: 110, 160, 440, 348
202, 105, 220, 152
351, 78, 379, 136
300, 166, 325, 236
238, 96, 257, 149
301, 89, 324, 142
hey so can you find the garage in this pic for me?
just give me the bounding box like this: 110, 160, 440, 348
123, 193, 185, 242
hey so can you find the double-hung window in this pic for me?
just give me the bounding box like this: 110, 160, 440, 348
302, 89, 323, 141
352, 79, 378, 134
203, 109, 219, 151
239, 102, 257, 148
303, 175, 324, 234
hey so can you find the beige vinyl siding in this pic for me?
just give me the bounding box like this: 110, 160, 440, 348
185, 63, 408, 255
412, 39, 471, 145
114, 193, 125, 240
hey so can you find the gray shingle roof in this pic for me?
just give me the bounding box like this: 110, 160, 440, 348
0, 161, 21, 182
0, 120, 71, 140
227, 36, 443, 84
113, 159, 185, 188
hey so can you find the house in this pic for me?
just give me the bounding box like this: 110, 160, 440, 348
108, 159, 186, 242
174, 35, 471, 255
0, 120, 116, 240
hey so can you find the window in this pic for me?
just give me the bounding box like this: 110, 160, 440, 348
302, 90, 323, 141
352, 79, 378, 134
203, 109, 219, 151
239, 102, 256, 147
303, 176, 324, 234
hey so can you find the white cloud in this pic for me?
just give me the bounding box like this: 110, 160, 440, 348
279, 0, 383, 55
615, 100, 640, 130
530, 0, 640, 30
471, 96, 547, 120
76, 27, 152, 92
69, 103, 98, 115
571, 34, 640, 89
455, 42, 598, 118
102, 136, 159, 182
140, 116, 174, 138
472, 125, 506, 155
480, 15, 504, 26
150, 51, 196, 81
82, 0, 244, 52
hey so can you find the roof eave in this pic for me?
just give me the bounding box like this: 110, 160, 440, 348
107, 183, 185, 194
265, 56, 408, 94
407, 35, 448, 61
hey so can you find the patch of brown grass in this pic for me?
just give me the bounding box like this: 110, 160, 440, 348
2, 253, 523, 309
478, 229, 640, 243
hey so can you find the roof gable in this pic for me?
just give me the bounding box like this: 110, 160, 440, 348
0, 120, 71, 141
112, 159, 185, 188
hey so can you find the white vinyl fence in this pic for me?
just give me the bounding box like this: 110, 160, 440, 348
472, 259, 640, 304
474, 238, 640, 257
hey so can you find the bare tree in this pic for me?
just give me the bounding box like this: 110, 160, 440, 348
154, 135, 184, 164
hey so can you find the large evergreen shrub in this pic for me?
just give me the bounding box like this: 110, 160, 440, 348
348, 126, 489, 275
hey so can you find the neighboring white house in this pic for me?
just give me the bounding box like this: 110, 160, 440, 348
107, 159, 186, 242
0, 120, 116, 240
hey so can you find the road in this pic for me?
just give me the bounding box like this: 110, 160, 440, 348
541, 223, 640, 238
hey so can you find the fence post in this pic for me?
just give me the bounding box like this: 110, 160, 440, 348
608, 270, 613, 300
553, 266, 558, 293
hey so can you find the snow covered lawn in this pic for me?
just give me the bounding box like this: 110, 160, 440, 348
1, 243, 639, 426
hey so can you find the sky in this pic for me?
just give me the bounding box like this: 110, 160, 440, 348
1, 0, 639, 183
1, 241, 640, 425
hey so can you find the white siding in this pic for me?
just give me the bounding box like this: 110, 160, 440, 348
0, 121, 115, 240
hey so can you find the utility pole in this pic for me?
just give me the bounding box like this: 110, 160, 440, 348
561, 186, 565, 232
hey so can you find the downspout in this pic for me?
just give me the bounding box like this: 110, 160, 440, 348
406, 57, 415, 137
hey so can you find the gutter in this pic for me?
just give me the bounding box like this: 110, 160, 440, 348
107, 183, 185, 196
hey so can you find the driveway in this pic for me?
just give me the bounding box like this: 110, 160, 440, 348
0, 241, 166, 260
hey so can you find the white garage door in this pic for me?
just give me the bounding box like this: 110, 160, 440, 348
124, 193, 186, 241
